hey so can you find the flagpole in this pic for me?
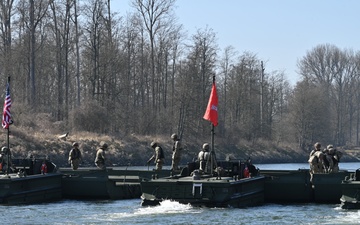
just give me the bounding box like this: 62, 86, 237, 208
6, 77, 10, 175
203, 75, 218, 175
6, 126, 9, 174
211, 124, 214, 175
210, 75, 215, 175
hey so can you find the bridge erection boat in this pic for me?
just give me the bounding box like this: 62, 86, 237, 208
140, 160, 265, 208
141, 77, 265, 208
340, 169, 360, 209
0, 78, 62, 205
0, 157, 62, 205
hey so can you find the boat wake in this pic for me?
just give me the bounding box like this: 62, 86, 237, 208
135, 200, 196, 215
332, 205, 360, 223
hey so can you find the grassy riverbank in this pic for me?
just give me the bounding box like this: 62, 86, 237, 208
2, 125, 358, 167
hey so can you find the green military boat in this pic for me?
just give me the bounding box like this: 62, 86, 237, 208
60, 167, 171, 200
340, 169, 360, 209
0, 79, 62, 205
261, 169, 352, 204
140, 78, 267, 208
140, 160, 266, 208
0, 158, 62, 205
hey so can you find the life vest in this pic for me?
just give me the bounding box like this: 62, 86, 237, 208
41, 162, 48, 174
198, 151, 205, 161
173, 140, 182, 153
95, 149, 105, 163
243, 166, 250, 178
71, 149, 80, 159
158, 146, 165, 159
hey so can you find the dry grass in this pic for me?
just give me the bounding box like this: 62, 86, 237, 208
0, 115, 357, 168
0, 122, 177, 167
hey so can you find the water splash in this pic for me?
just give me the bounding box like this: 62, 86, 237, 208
135, 200, 196, 215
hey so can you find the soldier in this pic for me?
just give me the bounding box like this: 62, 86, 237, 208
95, 143, 108, 169
327, 145, 343, 172
198, 143, 210, 173
68, 142, 82, 170
171, 133, 182, 171
323, 145, 334, 173
308, 142, 325, 181
0, 147, 12, 173
147, 142, 165, 171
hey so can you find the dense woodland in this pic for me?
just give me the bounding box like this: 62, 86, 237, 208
0, 0, 360, 158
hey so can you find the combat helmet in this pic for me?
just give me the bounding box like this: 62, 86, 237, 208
314, 142, 321, 149
150, 141, 157, 148
1, 147, 8, 154
72, 142, 79, 147
327, 144, 335, 154
202, 143, 209, 151
171, 133, 178, 140
101, 143, 108, 149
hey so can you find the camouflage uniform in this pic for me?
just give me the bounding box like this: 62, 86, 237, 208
327, 145, 343, 172
308, 142, 325, 181
0, 147, 11, 173
322, 145, 334, 173
171, 133, 182, 171
148, 142, 165, 171
68, 142, 82, 170
95, 143, 108, 169
198, 143, 210, 172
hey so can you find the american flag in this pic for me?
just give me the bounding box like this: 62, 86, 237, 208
2, 82, 12, 129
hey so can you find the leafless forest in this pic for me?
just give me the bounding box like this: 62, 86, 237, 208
1, 0, 360, 154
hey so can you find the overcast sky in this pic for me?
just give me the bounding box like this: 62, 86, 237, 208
112, 0, 360, 86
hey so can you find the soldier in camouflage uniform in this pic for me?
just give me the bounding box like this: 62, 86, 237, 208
0, 147, 12, 173
147, 142, 165, 171
198, 143, 210, 173
95, 143, 108, 169
308, 142, 325, 181
68, 142, 82, 170
326, 145, 343, 173
171, 133, 182, 171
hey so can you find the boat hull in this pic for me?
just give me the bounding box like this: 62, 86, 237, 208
0, 173, 62, 205
261, 169, 351, 203
0, 158, 63, 205
141, 175, 265, 208
340, 170, 360, 209
60, 168, 170, 200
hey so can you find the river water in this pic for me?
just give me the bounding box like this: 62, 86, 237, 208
2, 162, 360, 225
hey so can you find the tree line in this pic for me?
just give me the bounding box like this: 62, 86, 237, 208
0, 0, 359, 151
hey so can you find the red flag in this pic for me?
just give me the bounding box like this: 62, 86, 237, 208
2, 82, 12, 129
203, 82, 218, 126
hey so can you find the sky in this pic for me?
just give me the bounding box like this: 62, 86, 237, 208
112, 0, 360, 86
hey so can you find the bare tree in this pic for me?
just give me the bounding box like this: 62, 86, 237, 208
177, 27, 217, 136
0, 0, 15, 82
298, 44, 358, 146
218, 45, 236, 133
263, 71, 290, 140
28, 0, 49, 106
288, 80, 329, 148
354, 53, 360, 145
227, 52, 261, 142
132, 0, 175, 109
73, 0, 81, 106
49, 0, 74, 120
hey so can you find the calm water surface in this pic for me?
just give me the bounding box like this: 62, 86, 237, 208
2, 162, 360, 225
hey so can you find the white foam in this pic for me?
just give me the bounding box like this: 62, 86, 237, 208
135, 200, 195, 215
